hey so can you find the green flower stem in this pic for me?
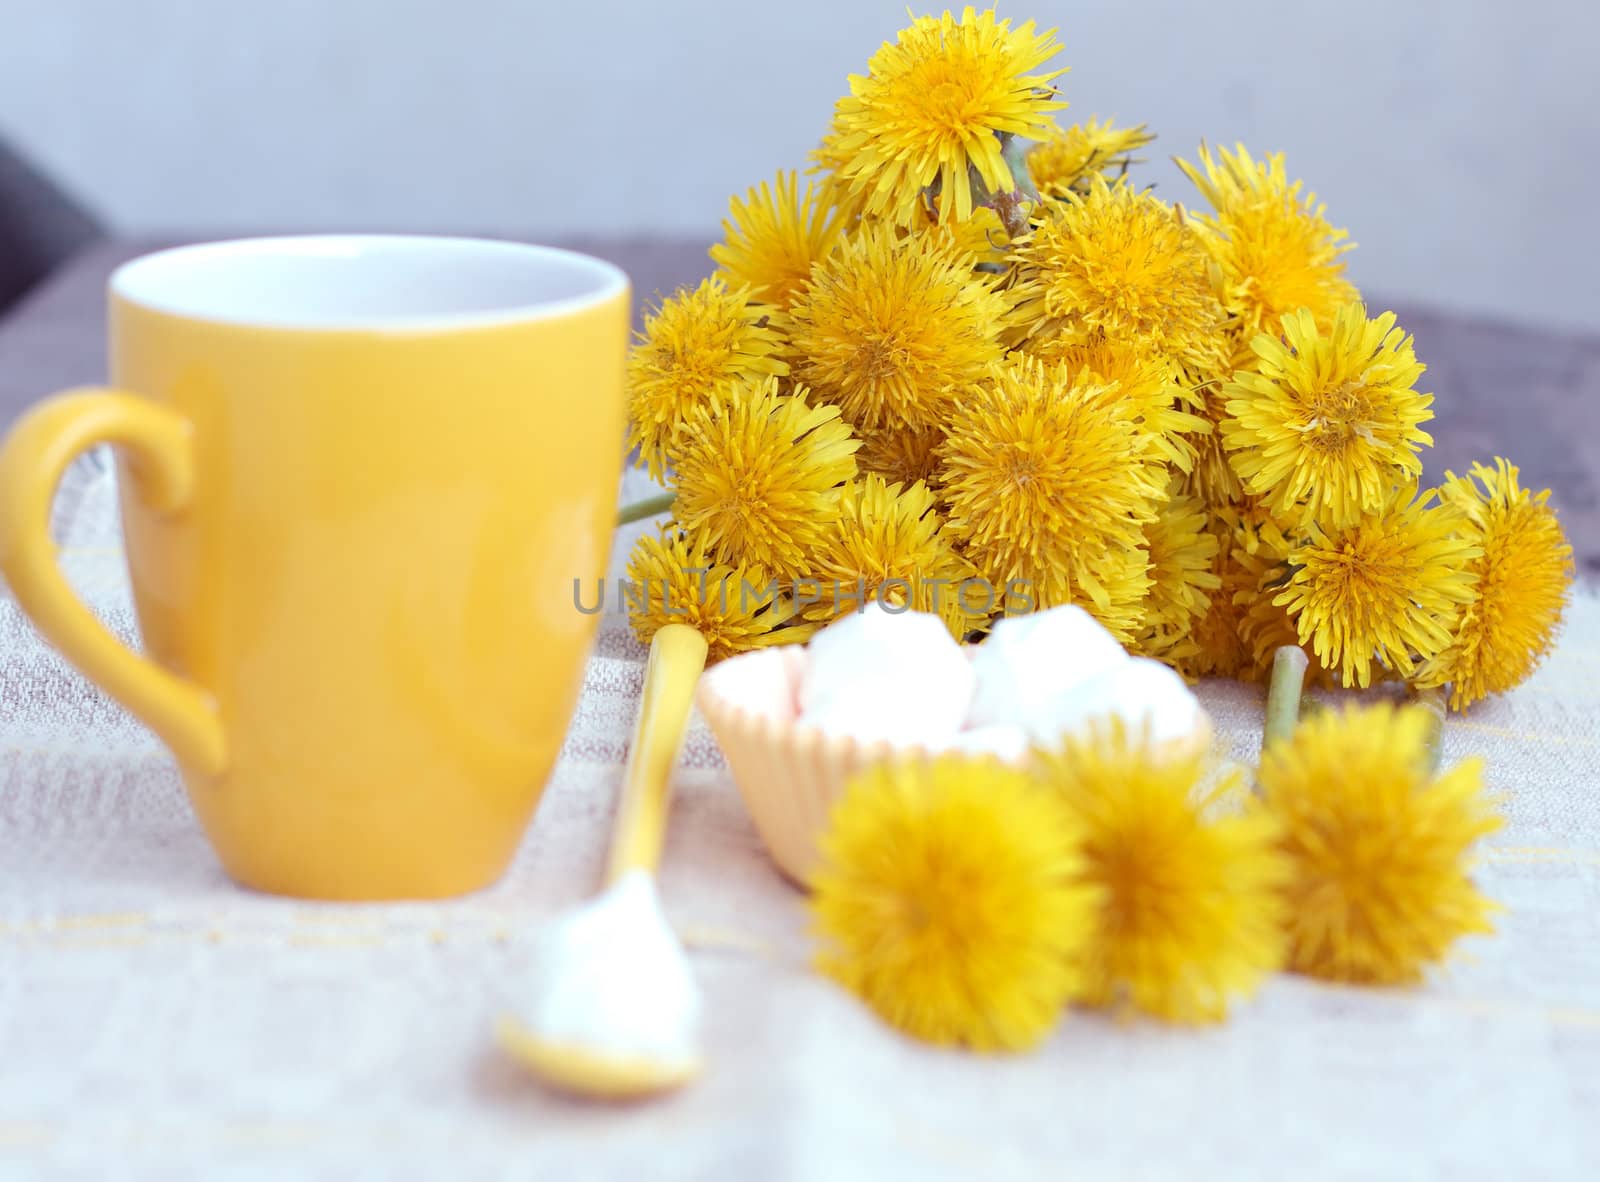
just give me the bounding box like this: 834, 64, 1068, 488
615, 491, 676, 527
969, 132, 1041, 239
1263, 645, 1310, 754
1412, 685, 1449, 775
998, 132, 1041, 202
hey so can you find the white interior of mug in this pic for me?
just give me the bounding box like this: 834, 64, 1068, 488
109, 235, 629, 331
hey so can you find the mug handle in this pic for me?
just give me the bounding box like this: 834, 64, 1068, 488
0, 389, 227, 775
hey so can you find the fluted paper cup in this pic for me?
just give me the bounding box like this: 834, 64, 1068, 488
697, 645, 1213, 888
697, 646, 994, 887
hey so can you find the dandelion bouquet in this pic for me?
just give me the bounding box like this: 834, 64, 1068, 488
621, 5, 1574, 707
606, 6, 1584, 1052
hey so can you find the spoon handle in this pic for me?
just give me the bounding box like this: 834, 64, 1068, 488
606, 624, 710, 883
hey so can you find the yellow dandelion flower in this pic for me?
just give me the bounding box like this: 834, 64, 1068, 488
1237, 562, 1301, 672
624, 530, 787, 663
1177, 502, 1305, 683
1008, 178, 1227, 372
1136, 485, 1221, 663
807, 134, 870, 223
1179, 508, 1257, 680
941, 357, 1165, 642
820, 7, 1066, 226
710, 171, 846, 310
1035, 722, 1287, 1023
1031, 336, 1210, 474
1276, 483, 1481, 689
1259, 702, 1501, 984
1027, 117, 1154, 198
1182, 368, 1248, 505
780, 223, 1008, 432
1032, 334, 1206, 412
627, 278, 788, 480
1223, 305, 1435, 531
669, 377, 858, 580
855, 422, 945, 488
1025, 544, 1152, 641
916, 204, 1012, 269
1178, 143, 1359, 338
806, 474, 984, 639
1234, 518, 1321, 684
1416, 459, 1574, 709
810, 757, 1097, 1051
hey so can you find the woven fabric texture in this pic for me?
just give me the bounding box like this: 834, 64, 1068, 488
2, 460, 1597, 1180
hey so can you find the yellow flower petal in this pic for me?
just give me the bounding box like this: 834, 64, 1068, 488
1027, 117, 1153, 199
811, 756, 1097, 1051
624, 530, 789, 664
669, 377, 858, 581
940, 356, 1166, 642
1035, 721, 1288, 1023
1415, 458, 1574, 708
1007, 178, 1228, 374
1178, 142, 1358, 339
819, 7, 1067, 226
626, 278, 787, 481
1259, 702, 1501, 984
1276, 483, 1481, 688
710, 170, 846, 310
780, 223, 1008, 433
1222, 304, 1435, 531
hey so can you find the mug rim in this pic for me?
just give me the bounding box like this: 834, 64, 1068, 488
108, 234, 631, 333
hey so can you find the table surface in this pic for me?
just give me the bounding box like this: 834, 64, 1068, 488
3, 237, 1600, 571
3, 240, 1600, 1178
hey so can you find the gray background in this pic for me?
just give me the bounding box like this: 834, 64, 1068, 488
2, 0, 1596, 332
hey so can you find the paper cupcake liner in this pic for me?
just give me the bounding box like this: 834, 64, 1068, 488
698, 649, 1213, 889
697, 680, 913, 887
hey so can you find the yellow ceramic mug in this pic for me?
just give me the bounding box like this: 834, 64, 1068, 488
0, 236, 629, 899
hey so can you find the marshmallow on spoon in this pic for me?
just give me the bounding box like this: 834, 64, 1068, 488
798, 604, 976, 746
1024, 657, 1205, 747
967, 605, 1129, 731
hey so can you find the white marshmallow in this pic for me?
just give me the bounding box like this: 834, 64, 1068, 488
966, 605, 1129, 731
797, 604, 975, 746
700, 646, 801, 724
937, 724, 1031, 763
1023, 657, 1204, 746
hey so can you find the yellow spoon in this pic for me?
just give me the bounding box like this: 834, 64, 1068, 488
498, 623, 710, 1099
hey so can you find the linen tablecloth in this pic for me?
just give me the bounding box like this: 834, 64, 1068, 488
3, 459, 1598, 1180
